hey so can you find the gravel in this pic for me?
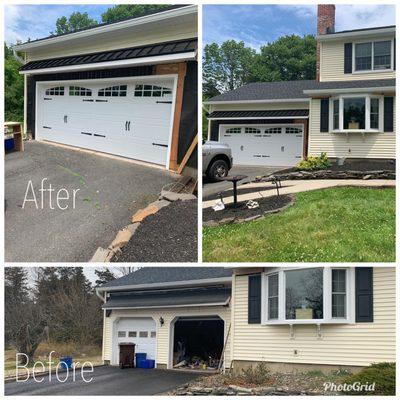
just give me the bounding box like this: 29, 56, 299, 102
113, 200, 197, 262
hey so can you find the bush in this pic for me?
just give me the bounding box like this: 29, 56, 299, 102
239, 362, 270, 385
295, 153, 331, 171
342, 362, 395, 395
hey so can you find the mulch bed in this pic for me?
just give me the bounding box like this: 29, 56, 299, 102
203, 194, 293, 225
112, 200, 197, 262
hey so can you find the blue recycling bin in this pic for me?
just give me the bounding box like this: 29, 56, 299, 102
135, 353, 147, 367
60, 356, 73, 370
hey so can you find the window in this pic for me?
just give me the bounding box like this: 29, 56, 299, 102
118, 331, 126, 338
45, 86, 64, 96
267, 274, 279, 320
128, 331, 137, 338
139, 331, 148, 338
98, 85, 127, 97
332, 269, 347, 318
150, 331, 156, 338
285, 268, 323, 320
134, 84, 172, 97
69, 86, 92, 96
285, 127, 302, 134
263, 267, 353, 324
330, 95, 383, 132
245, 127, 261, 134
354, 40, 393, 72
265, 127, 282, 134
225, 127, 242, 134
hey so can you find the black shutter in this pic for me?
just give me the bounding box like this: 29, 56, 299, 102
384, 97, 394, 132
355, 267, 373, 323
344, 43, 353, 74
248, 274, 261, 324
320, 99, 329, 132
394, 38, 396, 70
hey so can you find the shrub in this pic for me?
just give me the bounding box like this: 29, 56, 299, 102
239, 362, 270, 385
295, 153, 331, 171
342, 362, 395, 395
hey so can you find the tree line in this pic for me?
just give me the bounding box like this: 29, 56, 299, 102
5, 267, 116, 363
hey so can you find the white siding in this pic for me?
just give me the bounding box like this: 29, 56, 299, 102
102, 304, 231, 368
308, 97, 396, 159
320, 39, 396, 82
231, 268, 395, 367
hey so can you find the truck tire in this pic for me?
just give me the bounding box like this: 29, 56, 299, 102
207, 159, 229, 181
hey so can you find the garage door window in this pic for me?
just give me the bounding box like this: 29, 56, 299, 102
128, 331, 137, 338
285, 127, 302, 134
134, 84, 172, 97
245, 127, 261, 134
225, 127, 242, 134
139, 331, 148, 338
118, 331, 126, 337
265, 127, 282, 134
45, 86, 64, 96
98, 85, 127, 97
150, 331, 156, 338
69, 86, 92, 96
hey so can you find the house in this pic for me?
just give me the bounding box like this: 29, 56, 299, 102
13, 5, 198, 173
97, 266, 395, 372
205, 5, 395, 167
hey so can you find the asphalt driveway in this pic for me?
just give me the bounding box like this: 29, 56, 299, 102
5, 366, 201, 396
5, 141, 177, 262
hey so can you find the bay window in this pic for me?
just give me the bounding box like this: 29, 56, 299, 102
329, 94, 383, 132
263, 267, 354, 324
354, 40, 393, 72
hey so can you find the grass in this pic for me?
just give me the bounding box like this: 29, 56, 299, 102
203, 187, 395, 262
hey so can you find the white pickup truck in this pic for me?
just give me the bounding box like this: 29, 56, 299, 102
202, 141, 233, 181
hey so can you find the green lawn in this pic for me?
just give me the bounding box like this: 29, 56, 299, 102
203, 187, 395, 262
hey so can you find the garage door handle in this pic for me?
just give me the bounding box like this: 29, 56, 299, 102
64, 115, 68, 123
152, 143, 168, 148
125, 121, 128, 131
128, 121, 131, 131
281, 146, 285, 152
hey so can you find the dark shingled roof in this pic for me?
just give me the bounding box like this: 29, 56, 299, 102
17, 5, 189, 46
209, 79, 395, 102
208, 110, 309, 119
99, 267, 232, 289
20, 38, 197, 72
102, 287, 231, 309
325, 25, 395, 36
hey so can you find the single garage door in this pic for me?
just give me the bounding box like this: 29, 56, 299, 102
114, 317, 156, 364
220, 124, 303, 166
37, 78, 175, 166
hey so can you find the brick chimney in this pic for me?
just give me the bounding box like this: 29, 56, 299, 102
316, 4, 335, 81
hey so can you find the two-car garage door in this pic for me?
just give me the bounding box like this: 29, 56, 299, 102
37, 78, 175, 166
220, 124, 304, 166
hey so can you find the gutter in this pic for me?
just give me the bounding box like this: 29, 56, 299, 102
102, 299, 231, 310
317, 27, 395, 41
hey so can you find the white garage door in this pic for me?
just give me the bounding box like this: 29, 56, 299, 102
220, 124, 304, 166
114, 317, 156, 364
37, 78, 175, 166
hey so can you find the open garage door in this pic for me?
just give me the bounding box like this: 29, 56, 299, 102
220, 124, 303, 166
36, 77, 175, 166
172, 316, 224, 371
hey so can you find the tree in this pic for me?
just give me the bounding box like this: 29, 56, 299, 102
203, 41, 256, 95
251, 35, 316, 82
4, 43, 24, 122
53, 12, 97, 35
101, 4, 169, 24
95, 268, 116, 286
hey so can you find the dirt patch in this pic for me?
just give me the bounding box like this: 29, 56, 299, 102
112, 200, 197, 262
203, 194, 294, 226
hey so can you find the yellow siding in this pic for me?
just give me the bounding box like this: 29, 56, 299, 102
103, 305, 231, 367
308, 98, 396, 159
26, 23, 197, 61
210, 102, 309, 112
320, 39, 396, 82
231, 268, 395, 367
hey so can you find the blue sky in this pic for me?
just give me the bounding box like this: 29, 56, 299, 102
203, 4, 396, 49
4, 4, 112, 44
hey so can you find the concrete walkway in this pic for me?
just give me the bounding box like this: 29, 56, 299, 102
202, 179, 395, 208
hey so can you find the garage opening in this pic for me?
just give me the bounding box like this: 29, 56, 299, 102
173, 316, 224, 371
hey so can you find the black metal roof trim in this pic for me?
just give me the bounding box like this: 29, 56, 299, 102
102, 286, 231, 309
16, 5, 190, 46
208, 110, 309, 119
99, 267, 232, 289
325, 25, 395, 35
19, 38, 197, 72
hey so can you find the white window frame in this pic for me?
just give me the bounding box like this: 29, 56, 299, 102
352, 39, 394, 73
329, 94, 384, 133
261, 267, 355, 325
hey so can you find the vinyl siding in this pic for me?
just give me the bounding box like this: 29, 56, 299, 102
231, 268, 395, 367
320, 39, 396, 82
102, 304, 231, 368
209, 102, 309, 112
308, 97, 396, 159
26, 22, 197, 61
